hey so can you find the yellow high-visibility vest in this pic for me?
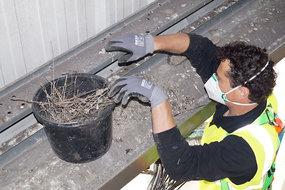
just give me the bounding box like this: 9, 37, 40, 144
199, 94, 280, 190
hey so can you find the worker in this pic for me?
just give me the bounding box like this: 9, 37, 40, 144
105, 33, 282, 189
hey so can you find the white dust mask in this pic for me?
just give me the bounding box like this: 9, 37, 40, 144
204, 61, 269, 106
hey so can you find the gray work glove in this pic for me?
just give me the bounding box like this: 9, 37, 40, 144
105, 33, 154, 64
108, 76, 168, 108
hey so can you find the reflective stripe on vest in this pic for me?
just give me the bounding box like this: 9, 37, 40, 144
235, 124, 274, 178
231, 124, 276, 189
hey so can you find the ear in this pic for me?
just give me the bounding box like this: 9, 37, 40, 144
238, 86, 250, 99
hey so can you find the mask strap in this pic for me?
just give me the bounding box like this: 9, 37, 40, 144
222, 61, 269, 106
221, 85, 242, 102
244, 61, 269, 85
225, 85, 242, 95
222, 86, 257, 106
227, 100, 257, 106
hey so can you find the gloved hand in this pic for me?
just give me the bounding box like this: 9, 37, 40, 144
107, 76, 168, 108
105, 33, 154, 64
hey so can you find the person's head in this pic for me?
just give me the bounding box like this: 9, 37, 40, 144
216, 41, 276, 104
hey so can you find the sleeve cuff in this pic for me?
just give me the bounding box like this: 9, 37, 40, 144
181, 33, 199, 54
153, 126, 184, 148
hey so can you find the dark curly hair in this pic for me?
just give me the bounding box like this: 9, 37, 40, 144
216, 41, 276, 104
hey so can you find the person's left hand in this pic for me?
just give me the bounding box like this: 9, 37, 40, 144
107, 76, 168, 108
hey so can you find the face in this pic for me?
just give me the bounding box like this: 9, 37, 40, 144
216, 59, 241, 104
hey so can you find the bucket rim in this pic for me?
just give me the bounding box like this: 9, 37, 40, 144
33, 102, 115, 127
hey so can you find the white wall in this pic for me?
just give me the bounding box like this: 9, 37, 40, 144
0, 0, 155, 89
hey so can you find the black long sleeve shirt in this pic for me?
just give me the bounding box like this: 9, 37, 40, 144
153, 34, 266, 185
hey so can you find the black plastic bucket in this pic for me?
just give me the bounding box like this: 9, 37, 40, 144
32, 73, 115, 163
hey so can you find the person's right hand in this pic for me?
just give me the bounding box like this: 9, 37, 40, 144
105, 33, 154, 64
107, 76, 168, 108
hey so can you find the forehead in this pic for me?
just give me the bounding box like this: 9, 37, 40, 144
217, 59, 231, 78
